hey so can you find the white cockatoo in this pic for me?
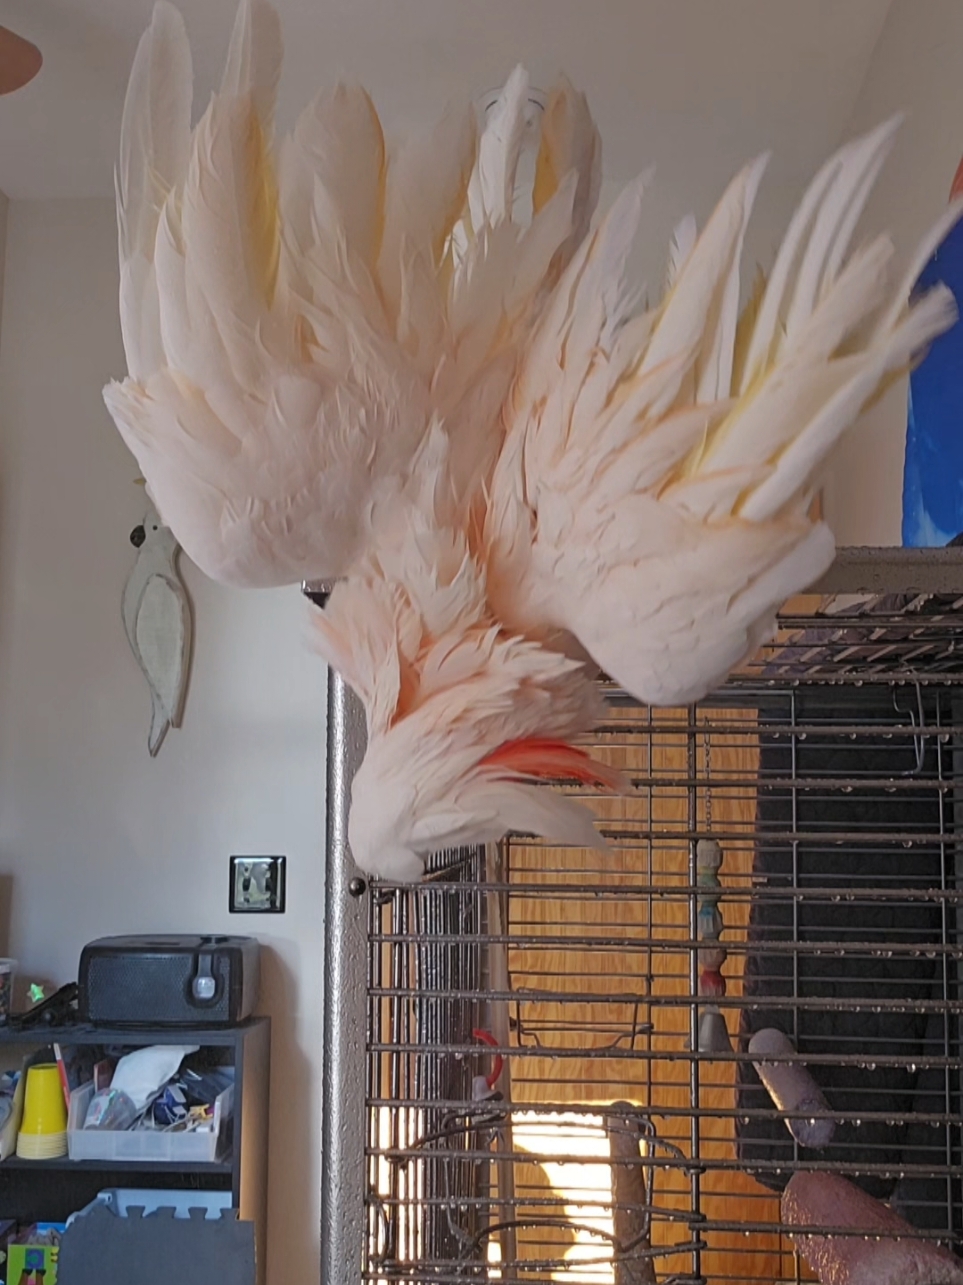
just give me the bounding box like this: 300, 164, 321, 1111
105, 0, 961, 879
314, 119, 959, 881
103, 0, 598, 588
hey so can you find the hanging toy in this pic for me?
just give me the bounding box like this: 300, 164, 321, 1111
471, 1028, 504, 1102
696, 838, 733, 1054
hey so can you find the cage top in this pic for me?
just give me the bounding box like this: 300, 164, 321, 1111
304, 549, 963, 604
810, 546, 963, 596
307, 550, 963, 690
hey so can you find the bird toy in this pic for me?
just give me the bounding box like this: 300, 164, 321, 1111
471, 1028, 504, 1101
695, 838, 732, 1054
122, 505, 193, 757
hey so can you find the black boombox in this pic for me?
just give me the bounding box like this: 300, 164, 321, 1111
78, 935, 260, 1027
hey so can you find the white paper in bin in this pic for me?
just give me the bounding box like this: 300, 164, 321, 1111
67, 1081, 234, 1163
67, 1188, 233, 1227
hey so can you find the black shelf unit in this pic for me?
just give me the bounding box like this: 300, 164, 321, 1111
1, 1157, 233, 1173
0, 1016, 270, 1284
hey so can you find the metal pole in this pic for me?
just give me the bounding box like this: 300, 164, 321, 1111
686, 710, 705, 1284
485, 841, 518, 1272
320, 665, 369, 1285
951, 693, 963, 1242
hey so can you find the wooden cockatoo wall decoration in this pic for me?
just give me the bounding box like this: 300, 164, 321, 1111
122, 504, 193, 756
104, 0, 962, 874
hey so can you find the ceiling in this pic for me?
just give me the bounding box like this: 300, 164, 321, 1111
0, 0, 893, 205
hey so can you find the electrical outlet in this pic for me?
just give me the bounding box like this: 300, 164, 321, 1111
229, 855, 286, 913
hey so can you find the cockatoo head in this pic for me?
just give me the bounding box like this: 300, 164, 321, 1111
130, 506, 178, 557
311, 519, 624, 883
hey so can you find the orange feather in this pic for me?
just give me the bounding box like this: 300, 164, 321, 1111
478, 737, 628, 792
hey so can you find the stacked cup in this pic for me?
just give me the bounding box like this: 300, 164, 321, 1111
0, 958, 16, 1023
16, 1063, 67, 1159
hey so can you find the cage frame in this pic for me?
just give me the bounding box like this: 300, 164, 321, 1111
310, 546, 963, 1285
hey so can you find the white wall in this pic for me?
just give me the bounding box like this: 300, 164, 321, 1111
824, 0, 963, 546
0, 191, 8, 348
0, 199, 327, 1285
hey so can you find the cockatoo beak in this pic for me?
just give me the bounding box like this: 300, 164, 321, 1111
130, 525, 146, 548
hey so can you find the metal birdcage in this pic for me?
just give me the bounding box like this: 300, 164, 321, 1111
313, 549, 963, 1285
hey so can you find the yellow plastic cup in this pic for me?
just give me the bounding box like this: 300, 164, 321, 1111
18, 1063, 67, 1136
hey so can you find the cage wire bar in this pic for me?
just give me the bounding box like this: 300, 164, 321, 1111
313, 550, 963, 1285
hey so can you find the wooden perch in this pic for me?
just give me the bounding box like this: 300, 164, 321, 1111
604, 1102, 657, 1285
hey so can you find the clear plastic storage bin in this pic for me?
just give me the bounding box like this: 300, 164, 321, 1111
66, 1080, 233, 1164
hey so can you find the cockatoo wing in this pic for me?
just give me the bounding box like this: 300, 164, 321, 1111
486, 120, 960, 708
665, 213, 697, 294
430, 66, 603, 506
104, 0, 438, 588
116, 0, 192, 383
106, 8, 592, 589
533, 75, 602, 267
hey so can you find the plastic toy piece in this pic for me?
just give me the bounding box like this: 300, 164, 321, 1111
57, 1202, 255, 1285
471, 1028, 504, 1101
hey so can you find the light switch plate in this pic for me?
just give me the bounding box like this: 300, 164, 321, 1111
229, 855, 286, 913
